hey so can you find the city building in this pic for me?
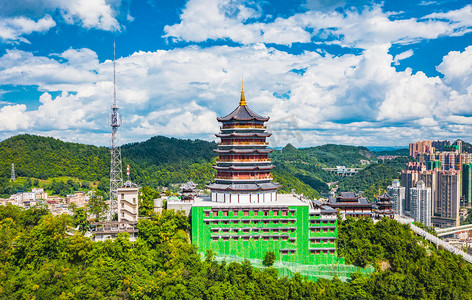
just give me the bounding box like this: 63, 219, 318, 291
117, 180, 139, 222
463, 163, 472, 207
191, 85, 342, 267
387, 179, 405, 215
92, 180, 140, 241
424, 152, 472, 171
327, 192, 373, 218
410, 181, 432, 226
409, 140, 434, 159
432, 170, 460, 228
66, 191, 88, 207
91, 221, 139, 242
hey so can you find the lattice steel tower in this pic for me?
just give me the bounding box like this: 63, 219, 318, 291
109, 41, 123, 215
11, 163, 15, 182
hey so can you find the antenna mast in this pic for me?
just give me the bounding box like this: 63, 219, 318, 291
109, 40, 123, 219
11, 163, 15, 182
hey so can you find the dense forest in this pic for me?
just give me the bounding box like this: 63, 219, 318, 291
0, 134, 415, 200
338, 157, 415, 199
1, 135, 380, 199
0, 205, 471, 299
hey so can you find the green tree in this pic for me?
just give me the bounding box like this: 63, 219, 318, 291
263, 251, 276, 267
87, 190, 107, 221
139, 186, 160, 217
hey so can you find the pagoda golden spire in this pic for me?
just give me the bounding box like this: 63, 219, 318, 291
239, 78, 246, 106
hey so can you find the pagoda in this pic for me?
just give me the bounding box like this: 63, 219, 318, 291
207, 82, 280, 203
374, 192, 395, 219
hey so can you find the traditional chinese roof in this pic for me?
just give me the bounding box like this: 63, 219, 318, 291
215, 132, 271, 138
207, 182, 281, 191
217, 83, 269, 122
217, 105, 269, 122
377, 192, 392, 200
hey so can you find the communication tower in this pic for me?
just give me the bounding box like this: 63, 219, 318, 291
109, 41, 123, 217
11, 163, 15, 182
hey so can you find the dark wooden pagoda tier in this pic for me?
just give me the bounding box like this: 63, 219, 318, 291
374, 192, 395, 219
207, 83, 280, 197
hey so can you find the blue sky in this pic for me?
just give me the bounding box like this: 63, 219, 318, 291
0, 0, 472, 147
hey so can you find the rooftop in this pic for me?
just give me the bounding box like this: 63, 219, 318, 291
192, 194, 309, 208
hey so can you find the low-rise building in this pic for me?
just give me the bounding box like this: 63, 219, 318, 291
117, 181, 139, 222
327, 192, 373, 218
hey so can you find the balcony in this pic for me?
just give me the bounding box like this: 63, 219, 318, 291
219, 142, 269, 146
216, 159, 271, 163
221, 125, 266, 130
215, 175, 273, 181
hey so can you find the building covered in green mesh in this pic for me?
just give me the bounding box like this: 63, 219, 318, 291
191, 195, 341, 265
191, 85, 345, 269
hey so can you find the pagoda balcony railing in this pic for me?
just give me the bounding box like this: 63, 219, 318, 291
216, 159, 271, 163
221, 125, 266, 129
215, 175, 273, 181
219, 142, 269, 146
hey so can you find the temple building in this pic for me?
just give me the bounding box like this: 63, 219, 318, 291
207, 83, 280, 203
180, 180, 198, 201
191, 84, 343, 270
327, 192, 373, 218
374, 192, 395, 219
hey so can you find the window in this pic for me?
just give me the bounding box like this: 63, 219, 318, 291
121, 213, 124, 218
121, 203, 124, 208
291, 211, 295, 217
263, 211, 269, 216
223, 211, 228, 217
205, 212, 210, 217
282, 211, 287, 216
121, 194, 124, 200
243, 211, 249, 216
213, 211, 218, 217
133, 198, 136, 204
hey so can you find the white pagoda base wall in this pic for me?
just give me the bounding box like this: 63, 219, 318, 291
210, 191, 277, 203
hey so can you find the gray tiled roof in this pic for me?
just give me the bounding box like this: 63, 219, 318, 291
207, 182, 281, 191
217, 105, 269, 122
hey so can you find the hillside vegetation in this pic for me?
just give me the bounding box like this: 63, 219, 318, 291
0, 135, 109, 181
0, 206, 471, 299
0, 135, 416, 200
0, 135, 324, 198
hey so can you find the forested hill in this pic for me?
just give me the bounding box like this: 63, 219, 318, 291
0, 134, 399, 200
0, 134, 218, 185
271, 143, 377, 168
122, 136, 217, 166
0, 134, 109, 181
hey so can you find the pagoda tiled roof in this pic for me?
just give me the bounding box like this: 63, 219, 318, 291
214, 148, 273, 154
377, 192, 392, 200
207, 182, 281, 191
215, 132, 271, 138
217, 105, 269, 122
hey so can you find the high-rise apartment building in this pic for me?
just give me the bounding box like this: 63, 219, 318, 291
431, 170, 460, 228
463, 163, 472, 207
401, 162, 426, 213
409, 141, 434, 159
410, 181, 432, 226
387, 179, 405, 215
